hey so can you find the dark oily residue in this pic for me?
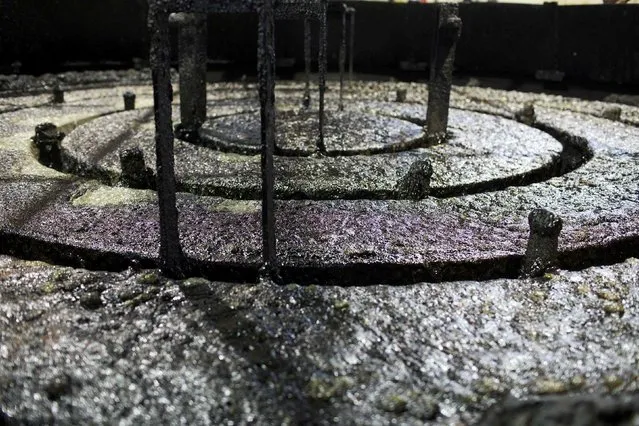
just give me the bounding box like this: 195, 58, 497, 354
0, 256, 637, 424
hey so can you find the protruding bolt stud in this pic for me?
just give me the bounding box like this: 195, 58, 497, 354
132, 57, 144, 71
602, 106, 622, 122
119, 146, 153, 189
52, 85, 64, 104
515, 102, 536, 126
11, 61, 22, 75
520, 209, 563, 278
396, 159, 433, 200
302, 92, 311, 109
395, 89, 408, 103
123, 92, 136, 111
32, 123, 65, 169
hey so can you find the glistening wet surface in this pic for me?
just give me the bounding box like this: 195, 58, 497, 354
0, 75, 638, 424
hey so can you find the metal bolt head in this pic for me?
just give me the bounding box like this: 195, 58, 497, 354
528, 209, 563, 237
34, 123, 60, 140
52, 85, 64, 104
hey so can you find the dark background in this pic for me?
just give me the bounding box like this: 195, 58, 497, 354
1, 1, 638, 87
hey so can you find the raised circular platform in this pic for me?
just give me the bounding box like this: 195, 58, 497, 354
0, 80, 638, 284
199, 109, 426, 156
2, 74, 639, 426
60, 95, 563, 200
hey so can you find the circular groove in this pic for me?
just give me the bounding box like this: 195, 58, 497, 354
0, 81, 638, 286
59, 97, 566, 201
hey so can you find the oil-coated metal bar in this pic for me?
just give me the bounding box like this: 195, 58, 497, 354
348, 8, 355, 82
257, 0, 277, 279
339, 5, 347, 111
303, 18, 312, 109
317, 0, 328, 153
148, 4, 185, 277
425, 4, 462, 144
177, 11, 208, 131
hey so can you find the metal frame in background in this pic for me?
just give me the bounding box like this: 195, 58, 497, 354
148, 0, 329, 279
148, 0, 458, 282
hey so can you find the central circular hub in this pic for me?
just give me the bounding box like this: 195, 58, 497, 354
198, 109, 426, 156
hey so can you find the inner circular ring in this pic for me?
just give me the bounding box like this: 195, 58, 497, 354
197, 109, 427, 156
60, 101, 564, 200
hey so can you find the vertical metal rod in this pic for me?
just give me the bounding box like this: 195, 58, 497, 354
303, 18, 312, 109
257, 0, 277, 279
149, 4, 184, 278
317, 0, 328, 153
425, 4, 462, 144
550, 2, 559, 73
339, 6, 347, 111
177, 12, 208, 133
348, 9, 356, 82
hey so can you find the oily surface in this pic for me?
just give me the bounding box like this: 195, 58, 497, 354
0, 72, 639, 424
0, 256, 638, 425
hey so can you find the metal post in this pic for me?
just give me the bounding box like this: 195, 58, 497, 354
348, 8, 356, 82
33, 123, 64, 170
52, 85, 64, 104
303, 18, 312, 109
257, 0, 277, 280
339, 5, 347, 111
317, 0, 328, 154
175, 10, 208, 136
149, 3, 184, 278
425, 4, 462, 144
